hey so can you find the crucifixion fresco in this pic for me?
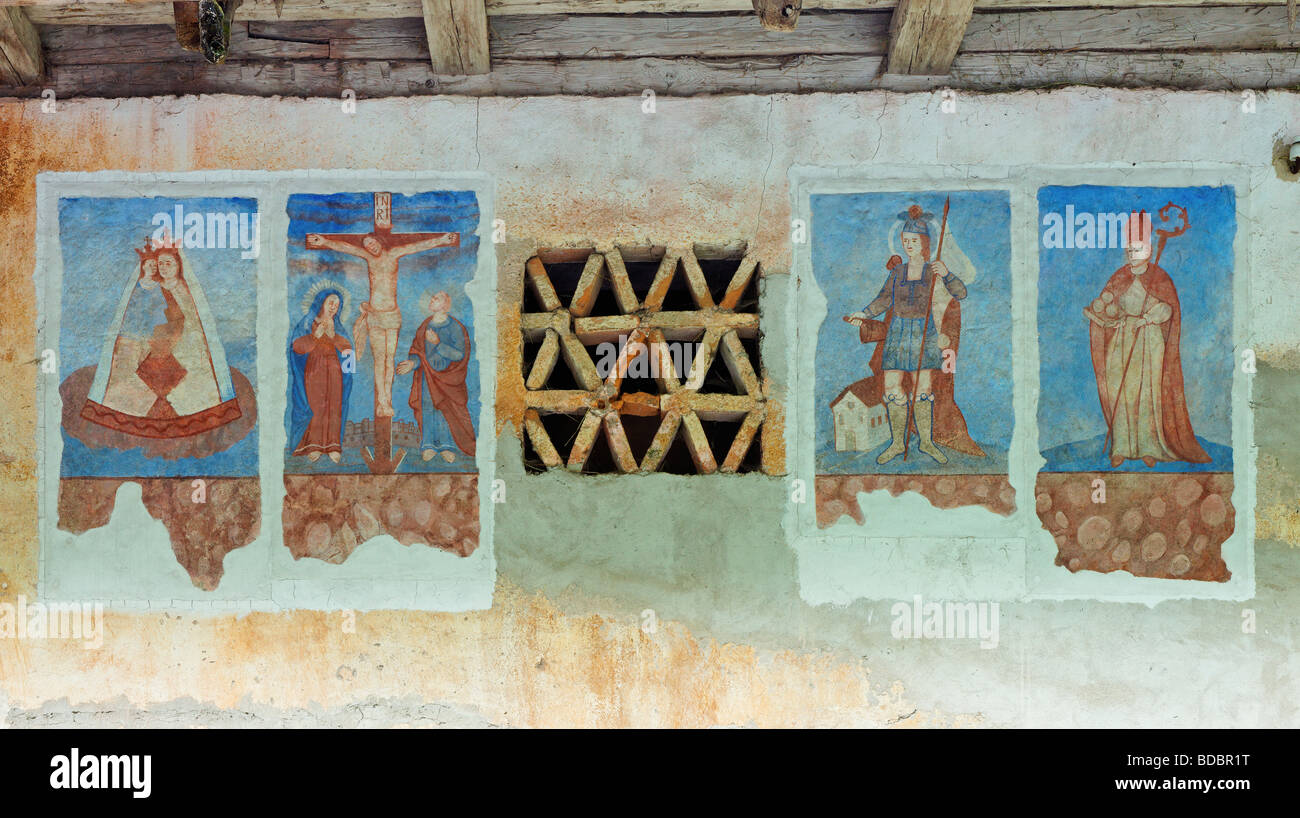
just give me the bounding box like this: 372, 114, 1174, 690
282, 190, 483, 564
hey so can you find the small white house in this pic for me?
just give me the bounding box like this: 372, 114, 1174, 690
831, 382, 889, 452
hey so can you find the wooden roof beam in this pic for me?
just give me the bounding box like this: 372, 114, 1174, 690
422, 0, 489, 73
885, 0, 975, 75
7, 0, 1300, 27
0, 7, 42, 84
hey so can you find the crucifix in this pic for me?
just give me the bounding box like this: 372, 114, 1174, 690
305, 192, 459, 473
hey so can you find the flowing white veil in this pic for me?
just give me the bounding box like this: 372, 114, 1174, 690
88, 243, 236, 411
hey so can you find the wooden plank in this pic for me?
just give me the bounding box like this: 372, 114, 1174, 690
39, 8, 1300, 68
526, 328, 561, 390
564, 410, 602, 472
248, 17, 417, 41
0, 7, 42, 83
601, 248, 640, 314
523, 409, 563, 468
9, 50, 1300, 96
14, 0, 1300, 27
602, 412, 639, 473
40, 22, 330, 63
678, 411, 717, 474
420, 0, 488, 74
261, 8, 1300, 60
717, 255, 758, 310
720, 409, 763, 473
886, 0, 975, 74
291, 14, 889, 61
638, 408, 680, 472
567, 251, 605, 316
524, 256, 562, 311
678, 250, 714, 309
965, 6, 1300, 52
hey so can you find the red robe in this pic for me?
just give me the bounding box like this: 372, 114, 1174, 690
291, 332, 351, 455
1088, 262, 1209, 463
408, 315, 476, 457
852, 289, 985, 457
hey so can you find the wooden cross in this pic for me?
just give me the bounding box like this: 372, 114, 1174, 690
307, 192, 459, 256
305, 192, 460, 474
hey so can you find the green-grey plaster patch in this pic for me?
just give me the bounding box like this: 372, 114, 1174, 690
1254, 361, 1300, 476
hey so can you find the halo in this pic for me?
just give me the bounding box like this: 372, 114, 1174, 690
888, 218, 904, 257
887, 214, 937, 257
300, 278, 352, 321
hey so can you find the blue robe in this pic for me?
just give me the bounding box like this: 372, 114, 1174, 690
288, 288, 353, 456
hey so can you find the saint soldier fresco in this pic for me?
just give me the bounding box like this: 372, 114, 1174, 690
282, 191, 482, 563
55, 197, 260, 590
813, 191, 1015, 524
1037, 185, 1235, 582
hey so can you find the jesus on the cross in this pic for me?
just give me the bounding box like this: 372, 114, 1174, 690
306, 193, 459, 418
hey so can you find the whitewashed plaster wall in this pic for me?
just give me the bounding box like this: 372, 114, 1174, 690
0, 89, 1296, 727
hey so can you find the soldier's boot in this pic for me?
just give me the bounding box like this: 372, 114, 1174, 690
876, 395, 909, 465
915, 393, 948, 464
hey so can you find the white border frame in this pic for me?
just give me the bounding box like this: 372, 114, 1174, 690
786, 163, 1256, 605
35, 170, 498, 612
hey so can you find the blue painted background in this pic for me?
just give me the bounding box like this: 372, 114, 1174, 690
284, 190, 481, 475
58, 196, 259, 478
1036, 184, 1234, 472
811, 190, 1013, 475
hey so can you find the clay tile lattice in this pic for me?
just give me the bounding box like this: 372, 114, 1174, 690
521, 246, 766, 474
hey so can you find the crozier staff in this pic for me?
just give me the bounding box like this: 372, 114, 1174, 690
1085, 207, 1208, 467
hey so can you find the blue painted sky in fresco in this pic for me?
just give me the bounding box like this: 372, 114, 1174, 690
811, 190, 1014, 475
1036, 185, 1234, 472
284, 190, 481, 474
57, 196, 259, 478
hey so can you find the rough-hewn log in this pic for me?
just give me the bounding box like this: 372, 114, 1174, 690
37, 8, 1300, 68
6, 50, 1300, 97
40, 22, 330, 63
274, 8, 1300, 57
886, 0, 975, 74
0, 7, 42, 83
12, 0, 1299, 27
420, 0, 488, 74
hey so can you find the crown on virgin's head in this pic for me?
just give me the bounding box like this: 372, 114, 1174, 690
134, 237, 157, 262
135, 230, 182, 260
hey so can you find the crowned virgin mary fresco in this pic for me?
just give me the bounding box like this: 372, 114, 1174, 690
61, 231, 256, 461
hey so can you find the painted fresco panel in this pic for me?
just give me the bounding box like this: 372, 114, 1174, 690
1035, 184, 1237, 582
811, 189, 1016, 521
54, 195, 261, 590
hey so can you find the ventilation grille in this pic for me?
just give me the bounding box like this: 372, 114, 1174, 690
520, 245, 766, 475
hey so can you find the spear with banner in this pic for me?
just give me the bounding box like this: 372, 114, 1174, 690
902, 197, 950, 462
1098, 202, 1190, 461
